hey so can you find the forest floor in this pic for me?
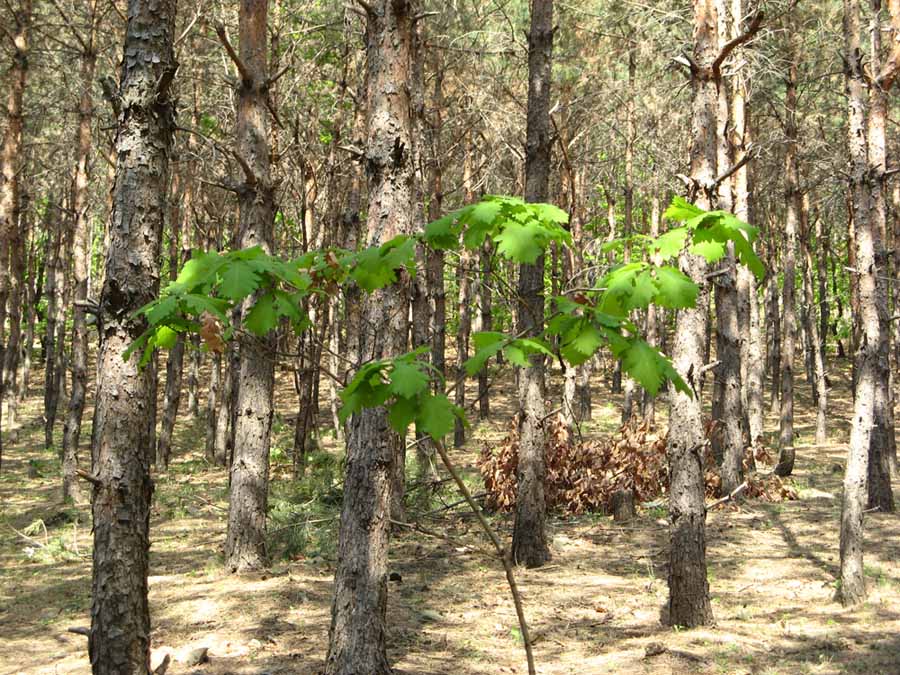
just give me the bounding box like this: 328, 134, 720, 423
2, 355, 900, 675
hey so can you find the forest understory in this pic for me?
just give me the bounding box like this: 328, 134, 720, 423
2, 353, 899, 675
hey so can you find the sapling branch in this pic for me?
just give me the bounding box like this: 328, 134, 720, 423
432, 438, 537, 675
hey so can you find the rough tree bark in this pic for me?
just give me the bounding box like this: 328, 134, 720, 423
61, 0, 100, 503
775, 31, 800, 477
221, 0, 277, 573
839, 0, 880, 606
621, 49, 638, 423
454, 132, 476, 448
4, 191, 29, 438
865, 0, 896, 509
665, 0, 718, 628
733, 0, 764, 449
156, 170, 191, 470
43, 198, 63, 452
87, 1, 176, 672
325, 2, 416, 672
512, 0, 554, 570
802, 210, 828, 444
0, 0, 31, 472
710, 0, 744, 495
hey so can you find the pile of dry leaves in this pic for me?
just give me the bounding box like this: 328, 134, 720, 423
479, 415, 797, 515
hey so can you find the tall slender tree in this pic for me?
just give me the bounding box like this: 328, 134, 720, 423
865, 0, 896, 509
0, 0, 31, 471
775, 21, 800, 477
87, 0, 177, 671
839, 0, 880, 606
666, 0, 721, 628
60, 0, 102, 503
220, 0, 278, 572
326, 1, 416, 671
512, 0, 554, 569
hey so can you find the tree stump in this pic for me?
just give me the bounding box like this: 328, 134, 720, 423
611, 489, 635, 522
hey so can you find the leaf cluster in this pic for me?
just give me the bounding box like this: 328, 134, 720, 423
126, 195, 764, 440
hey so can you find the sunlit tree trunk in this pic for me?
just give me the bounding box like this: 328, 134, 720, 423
840, 0, 880, 606
666, 0, 717, 628
710, 0, 744, 495
223, 0, 277, 573
865, 0, 896, 507
512, 0, 554, 569
88, 0, 176, 671
326, 2, 416, 671
733, 0, 763, 449
61, 0, 101, 502
775, 32, 799, 477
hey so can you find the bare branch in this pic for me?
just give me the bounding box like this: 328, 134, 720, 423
214, 22, 252, 85
711, 145, 756, 189
712, 11, 763, 77
76, 468, 103, 487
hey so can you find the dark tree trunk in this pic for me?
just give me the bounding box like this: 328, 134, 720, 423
0, 0, 31, 472
775, 37, 800, 477
87, 1, 176, 672
4, 191, 29, 440
326, 2, 416, 671
214, 342, 234, 467
512, 0, 553, 570
205, 351, 221, 464
454, 133, 476, 447
665, 0, 718, 628
223, 0, 277, 573
802, 212, 828, 445
43, 198, 62, 452
641, 196, 662, 426
765, 270, 781, 411
477, 240, 492, 419
18, 212, 43, 404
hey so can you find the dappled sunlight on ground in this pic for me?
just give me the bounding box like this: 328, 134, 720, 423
1, 354, 899, 674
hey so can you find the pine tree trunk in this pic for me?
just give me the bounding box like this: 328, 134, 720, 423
710, 0, 744, 495
865, 0, 896, 508
43, 199, 62, 452
477, 241, 492, 419
775, 38, 800, 477
512, 0, 553, 570
802, 216, 828, 444
732, 0, 763, 448
4, 193, 29, 439
666, 0, 718, 628
214, 343, 234, 467
223, 0, 277, 573
766, 268, 781, 410
0, 0, 31, 472
840, 0, 879, 606
326, 2, 416, 671
18, 220, 43, 404
205, 352, 221, 464
620, 50, 638, 423
88, 1, 176, 671
454, 133, 476, 447
642, 195, 662, 426
61, 9, 99, 502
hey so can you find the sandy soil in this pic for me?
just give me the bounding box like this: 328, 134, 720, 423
2, 356, 899, 675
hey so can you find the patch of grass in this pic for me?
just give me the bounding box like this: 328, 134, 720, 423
267, 448, 344, 561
